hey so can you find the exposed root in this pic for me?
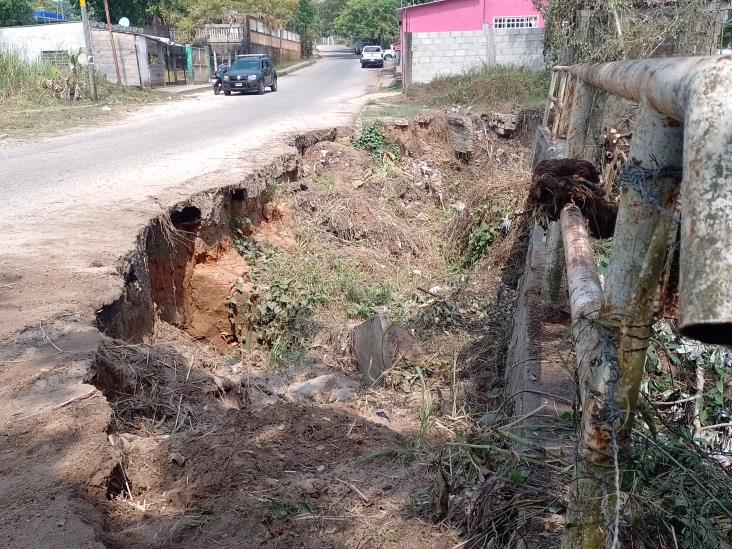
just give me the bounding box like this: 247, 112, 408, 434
528, 158, 617, 238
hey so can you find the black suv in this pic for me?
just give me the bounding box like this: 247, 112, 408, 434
223, 54, 277, 95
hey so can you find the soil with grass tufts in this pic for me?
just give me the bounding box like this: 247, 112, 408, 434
3, 111, 559, 548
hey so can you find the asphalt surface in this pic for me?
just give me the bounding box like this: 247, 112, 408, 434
0, 45, 378, 226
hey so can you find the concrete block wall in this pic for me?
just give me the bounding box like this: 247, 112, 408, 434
409, 25, 544, 84
91, 29, 143, 87
411, 29, 488, 83
493, 27, 544, 71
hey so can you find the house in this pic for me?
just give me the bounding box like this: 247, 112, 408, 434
171, 18, 301, 67
0, 21, 191, 87
397, 0, 545, 85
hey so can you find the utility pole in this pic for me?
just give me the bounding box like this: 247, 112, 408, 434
102, 0, 122, 85
79, 0, 98, 101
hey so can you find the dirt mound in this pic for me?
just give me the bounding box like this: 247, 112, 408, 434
70, 112, 554, 548
89, 325, 458, 548
301, 140, 371, 184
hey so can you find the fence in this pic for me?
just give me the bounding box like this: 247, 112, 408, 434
173, 18, 302, 64
185, 45, 210, 83
534, 55, 732, 547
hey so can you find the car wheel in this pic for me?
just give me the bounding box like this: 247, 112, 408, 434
361, 62, 365, 68
224, 89, 231, 96
257, 80, 265, 95
379, 62, 384, 68
271, 77, 278, 92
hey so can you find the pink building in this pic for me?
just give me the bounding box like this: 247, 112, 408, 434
397, 0, 545, 85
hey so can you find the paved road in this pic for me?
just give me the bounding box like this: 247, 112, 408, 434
0, 46, 378, 226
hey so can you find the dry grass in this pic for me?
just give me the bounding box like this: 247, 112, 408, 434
405, 65, 550, 112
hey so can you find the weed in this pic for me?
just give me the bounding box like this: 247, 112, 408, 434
361, 442, 421, 463
464, 222, 500, 268
354, 120, 400, 161
0, 43, 159, 106
261, 494, 316, 522
405, 65, 550, 111
230, 217, 267, 266
344, 281, 395, 318
371, 527, 398, 542
592, 238, 612, 276
249, 277, 326, 346
361, 101, 427, 119
311, 173, 335, 190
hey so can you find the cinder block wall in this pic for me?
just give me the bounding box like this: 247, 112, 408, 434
411, 29, 488, 83
410, 25, 544, 84
91, 29, 143, 87
492, 27, 544, 70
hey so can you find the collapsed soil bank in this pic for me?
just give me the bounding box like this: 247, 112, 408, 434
14, 114, 545, 548
81, 122, 474, 548
95, 127, 343, 345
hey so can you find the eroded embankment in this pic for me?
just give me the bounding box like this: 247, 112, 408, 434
95, 128, 340, 345
80, 124, 460, 547
74, 115, 559, 548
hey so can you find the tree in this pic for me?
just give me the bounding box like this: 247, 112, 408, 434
160, 0, 299, 41
334, 0, 399, 46
316, 0, 345, 37
82, 0, 297, 29
290, 0, 316, 57
84, 0, 164, 26
0, 0, 35, 26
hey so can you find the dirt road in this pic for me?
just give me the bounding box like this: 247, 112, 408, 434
0, 45, 378, 336
0, 46, 380, 549
0, 46, 376, 227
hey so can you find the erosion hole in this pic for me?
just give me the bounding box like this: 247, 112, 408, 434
106, 463, 130, 500
170, 206, 202, 227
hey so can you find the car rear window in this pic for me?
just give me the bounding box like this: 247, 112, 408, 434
363, 46, 381, 52
232, 59, 260, 70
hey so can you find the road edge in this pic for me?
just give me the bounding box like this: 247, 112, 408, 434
278, 55, 319, 76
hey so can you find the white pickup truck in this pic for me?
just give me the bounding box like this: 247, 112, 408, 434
360, 46, 384, 69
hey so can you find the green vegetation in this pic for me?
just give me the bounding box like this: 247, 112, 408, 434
334, 0, 401, 45
360, 101, 426, 120
538, 0, 722, 63
353, 120, 400, 160
85, 0, 298, 30
464, 221, 500, 268
0, 47, 58, 103
405, 65, 550, 110
331, 0, 433, 45
0, 0, 34, 26
316, 0, 346, 37
0, 46, 161, 137
621, 321, 732, 546
229, 230, 406, 366
290, 0, 317, 58
0, 46, 153, 105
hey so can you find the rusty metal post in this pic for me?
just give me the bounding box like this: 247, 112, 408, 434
565, 79, 593, 159
559, 204, 605, 549
567, 56, 732, 343
678, 62, 732, 343
103, 0, 122, 85
541, 221, 565, 304
565, 103, 683, 549
602, 102, 683, 423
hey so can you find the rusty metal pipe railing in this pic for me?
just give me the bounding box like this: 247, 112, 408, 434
568, 56, 732, 343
